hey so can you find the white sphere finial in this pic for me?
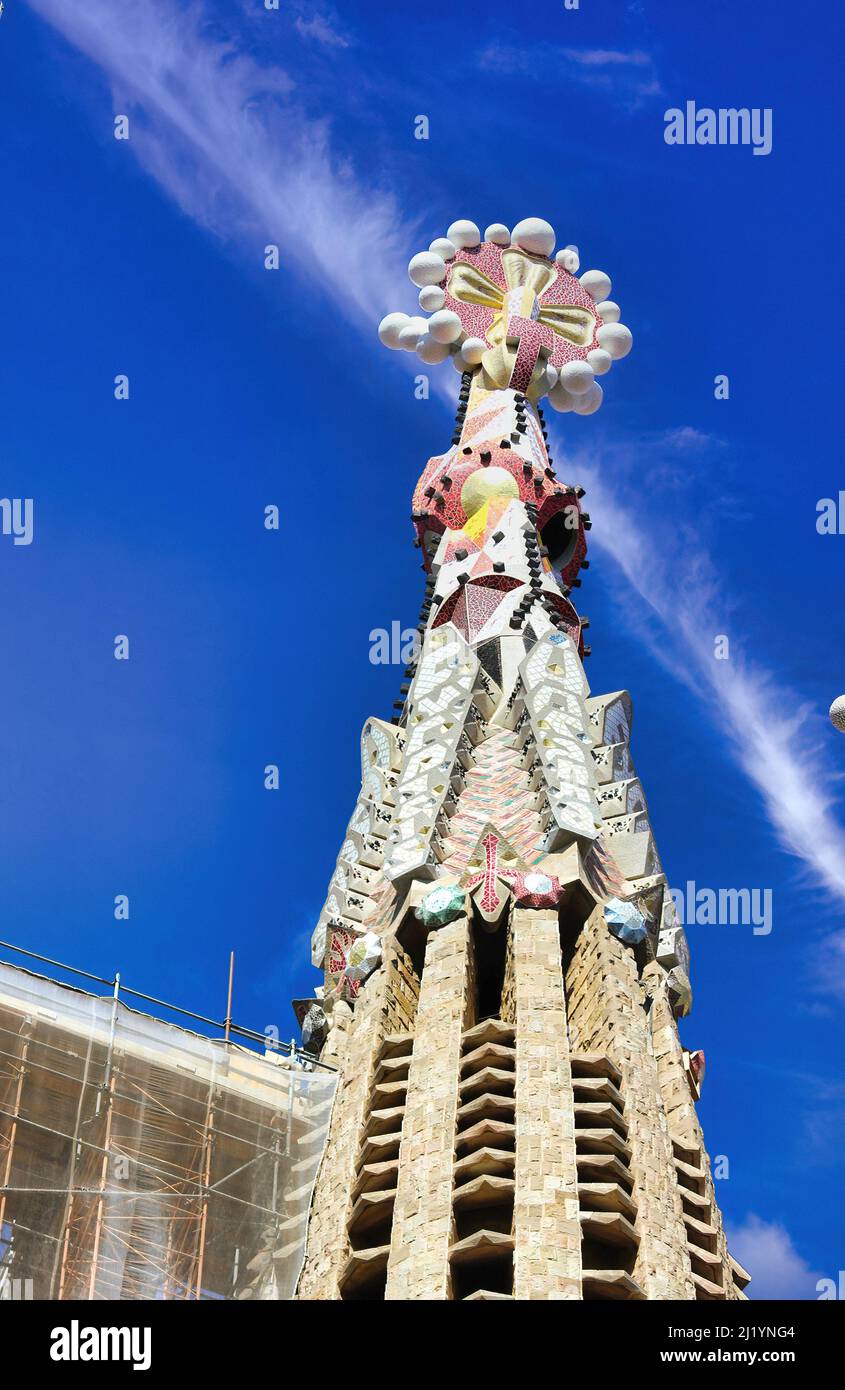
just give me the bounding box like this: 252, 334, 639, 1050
830, 695, 845, 732
511, 217, 556, 257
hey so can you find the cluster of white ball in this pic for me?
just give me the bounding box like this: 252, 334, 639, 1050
546, 265, 632, 416
377, 218, 632, 412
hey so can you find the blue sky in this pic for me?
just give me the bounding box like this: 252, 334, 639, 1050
1, 0, 843, 1298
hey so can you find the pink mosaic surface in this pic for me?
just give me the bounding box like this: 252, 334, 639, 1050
441, 241, 602, 389
413, 440, 587, 592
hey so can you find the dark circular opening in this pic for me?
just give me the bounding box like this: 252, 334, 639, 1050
539, 506, 579, 570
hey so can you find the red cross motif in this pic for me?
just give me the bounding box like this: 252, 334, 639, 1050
462, 831, 565, 914
327, 929, 361, 997
505, 314, 556, 393
461, 832, 505, 912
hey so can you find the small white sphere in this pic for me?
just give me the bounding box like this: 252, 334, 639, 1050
555, 247, 580, 273
558, 360, 595, 396
597, 322, 633, 360
597, 300, 621, 324
378, 312, 409, 350
544, 363, 559, 390
447, 219, 481, 249
398, 316, 428, 351
427, 309, 463, 344
419, 285, 445, 312
452, 350, 467, 372
573, 382, 604, 415
459, 336, 487, 365
587, 348, 613, 376
580, 269, 612, 301
511, 217, 556, 257
548, 380, 579, 413
830, 695, 845, 732
408, 250, 447, 287
484, 223, 510, 245
417, 333, 452, 364
429, 237, 457, 261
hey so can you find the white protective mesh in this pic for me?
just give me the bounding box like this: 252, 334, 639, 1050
0, 961, 336, 1301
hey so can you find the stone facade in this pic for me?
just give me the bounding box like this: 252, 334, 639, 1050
512, 909, 581, 1299
296, 219, 748, 1302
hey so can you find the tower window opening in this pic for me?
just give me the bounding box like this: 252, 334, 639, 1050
539, 508, 578, 571
471, 914, 508, 1020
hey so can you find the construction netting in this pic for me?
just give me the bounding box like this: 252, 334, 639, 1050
0, 961, 336, 1301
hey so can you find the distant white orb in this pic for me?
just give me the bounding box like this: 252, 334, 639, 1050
558, 361, 595, 396
597, 322, 633, 360
555, 245, 580, 273
484, 223, 511, 245
587, 348, 613, 376
377, 312, 408, 350
548, 380, 578, 413
419, 285, 445, 312
447, 219, 481, 249
511, 217, 556, 257
408, 251, 447, 287
597, 300, 621, 324
427, 309, 463, 344
397, 316, 428, 350
459, 337, 487, 365
580, 269, 612, 301
417, 333, 452, 364
573, 382, 604, 415
830, 695, 845, 732
429, 237, 457, 261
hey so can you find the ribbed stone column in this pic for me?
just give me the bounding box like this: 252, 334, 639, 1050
512, 908, 582, 1299
567, 909, 695, 1299
297, 968, 390, 1299
647, 963, 736, 1297
385, 915, 471, 1300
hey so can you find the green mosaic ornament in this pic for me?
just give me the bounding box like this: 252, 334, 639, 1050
415, 883, 467, 928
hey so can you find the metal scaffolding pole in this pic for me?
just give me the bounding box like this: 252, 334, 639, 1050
0, 1027, 29, 1256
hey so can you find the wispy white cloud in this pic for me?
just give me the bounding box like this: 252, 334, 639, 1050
655, 425, 722, 453
566, 434, 845, 930
726, 1214, 822, 1299
564, 48, 653, 68
27, 0, 412, 328
294, 14, 350, 50
477, 42, 664, 107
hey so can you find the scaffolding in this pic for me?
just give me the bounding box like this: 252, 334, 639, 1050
0, 957, 336, 1301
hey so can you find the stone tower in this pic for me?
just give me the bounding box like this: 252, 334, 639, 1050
296, 218, 750, 1302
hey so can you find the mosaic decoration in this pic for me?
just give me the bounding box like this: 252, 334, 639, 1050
657, 924, 691, 977
520, 632, 603, 845
666, 967, 693, 1019
604, 896, 649, 945
301, 1003, 328, 1054
457, 828, 568, 923
311, 718, 401, 967
301, 217, 665, 1037
383, 627, 478, 886
379, 218, 632, 411
586, 688, 694, 991
415, 882, 467, 928
343, 932, 382, 988
687, 1049, 706, 1089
